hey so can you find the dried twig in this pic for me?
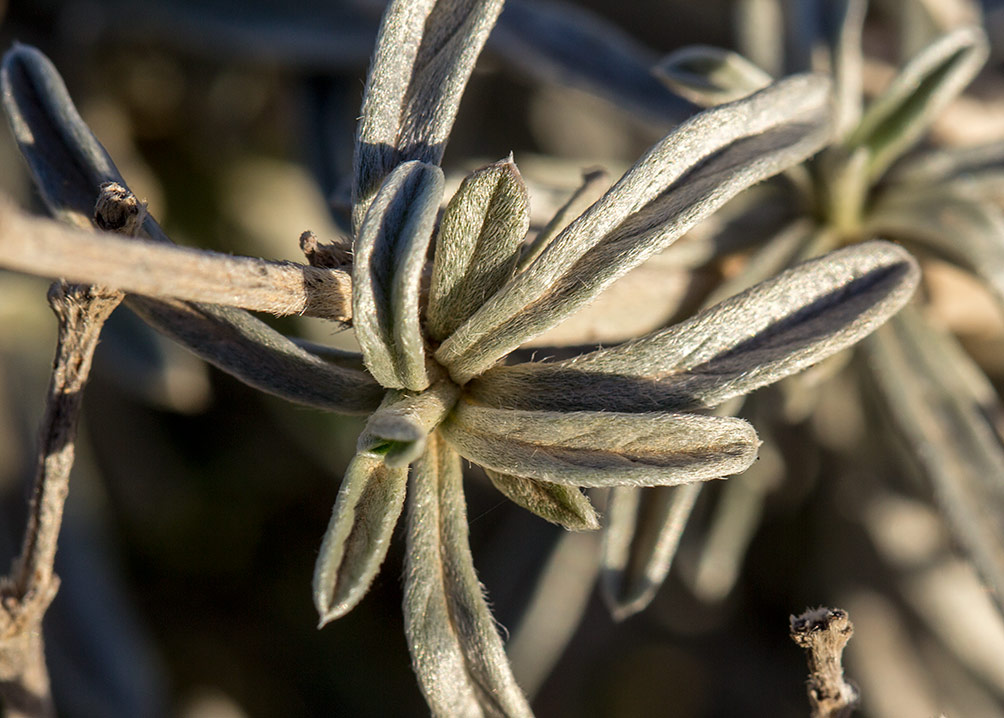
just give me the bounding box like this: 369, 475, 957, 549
790, 606, 860, 718
0, 184, 139, 717
0, 195, 353, 322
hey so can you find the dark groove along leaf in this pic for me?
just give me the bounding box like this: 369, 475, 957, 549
127, 297, 383, 414
440, 399, 759, 487
652, 45, 771, 107
0, 44, 381, 414
353, 0, 505, 228
357, 379, 461, 468
313, 453, 409, 626
482, 468, 599, 531
862, 308, 1004, 617
466, 241, 919, 414
866, 185, 1004, 311
601, 483, 701, 621
354, 160, 444, 390
426, 157, 530, 341
405, 434, 533, 718
435, 73, 836, 383
845, 25, 988, 180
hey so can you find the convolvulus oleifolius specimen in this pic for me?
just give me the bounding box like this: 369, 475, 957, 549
0, 1, 920, 715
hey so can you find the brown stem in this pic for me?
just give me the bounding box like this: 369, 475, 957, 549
790, 607, 860, 718
0, 184, 137, 717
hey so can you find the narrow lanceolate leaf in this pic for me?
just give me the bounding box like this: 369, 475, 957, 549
845, 25, 988, 180
888, 140, 1004, 192
426, 158, 530, 341
354, 161, 444, 390
404, 434, 533, 718
867, 186, 1004, 310
440, 399, 758, 487
2, 44, 124, 230
467, 241, 919, 413
652, 45, 771, 107
358, 379, 461, 468
314, 453, 409, 626
352, 0, 505, 228
127, 297, 384, 413
436, 74, 836, 383
483, 469, 599, 531
863, 309, 1004, 617
829, 0, 866, 137
601, 483, 701, 620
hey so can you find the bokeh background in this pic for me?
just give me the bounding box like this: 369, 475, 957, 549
2, 0, 1004, 716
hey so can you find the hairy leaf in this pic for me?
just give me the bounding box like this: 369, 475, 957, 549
829, 0, 866, 137
354, 160, 444, 390
436, 74, 836, 383
600, 483, 701, 620
404, 434, 532, 718
483, 469, 599, 531
863, 309, 1004, 617
888, 140, 1004, 199
358, 379, 461, 467
427, 157, 530, 341
127, 297, 383, 414
467, 241, 918, 413
652, 45, 771, 107
353, 0, 504, 227
314, 453, 409, 626
846, 25, 988, 180
868, 185, 1004, 310
440, 399, 759, 487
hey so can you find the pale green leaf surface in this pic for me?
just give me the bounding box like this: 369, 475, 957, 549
436, 74, 836, 383
440, 400, 759, 487
404, 434, 533, 718
353, 160, 444, 390
483, 469, 599, 531
846, 25, 988, 180
427, 157, 530, 341
600, 483, 701, 620
652, 45, 772, 107
358, 379, 461, 467
863, 308, 1004, 616
353, 0, 505, 228
313, 452, 409, 626
467, 241, 918, 413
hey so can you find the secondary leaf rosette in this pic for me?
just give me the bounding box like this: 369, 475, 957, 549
0, 1, 920, 716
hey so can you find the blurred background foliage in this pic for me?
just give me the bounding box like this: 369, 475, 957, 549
1, 0, 1004, 716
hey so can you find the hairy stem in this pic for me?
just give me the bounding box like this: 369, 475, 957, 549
790, 607, 860, 718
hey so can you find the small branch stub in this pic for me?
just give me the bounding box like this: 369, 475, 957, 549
790, 607, 859, 718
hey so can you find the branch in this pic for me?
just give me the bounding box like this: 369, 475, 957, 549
790, 607, 860, 718
0, 194, 353, 322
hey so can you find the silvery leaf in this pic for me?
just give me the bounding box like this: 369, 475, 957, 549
404, 433, 533, 718
482, 468, 599, 531
313, 452, 409, 626
866, 185, 1004, 310
352, 0, 504, 227
354, 160, 444, 390
436, 74, 835, 383
887, 140, 1004, 198
734, 0, 785, 76
127, 297, 384, 414
490, 0, 692, 128
467, 241, 919, 413
829, 0, 866, 137
0, 44, 381, 414
600, 483, 701, 621
652, 45, 772, 107
846, 25, 988, 180
357, 380, 461, 468
427, 157, 530, 342
862, 308, 1004, 617
440, 399, 759, 487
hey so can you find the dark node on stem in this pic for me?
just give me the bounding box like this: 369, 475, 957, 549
93, 181, 146, 234
790, 606, 859, 718
300, 230, 352, 269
